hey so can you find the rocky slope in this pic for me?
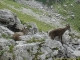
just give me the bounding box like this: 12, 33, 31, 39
15, 0, 64, 27
0, 9, 80, 60
1, 0, 65, 28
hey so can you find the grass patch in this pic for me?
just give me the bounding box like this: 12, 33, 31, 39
3, 0, 44, 15
53, 0, 80, 32
0, 50, 5, 57
8, 45, 14, 53
27, 38, 45, 43
23, 57, 26, 60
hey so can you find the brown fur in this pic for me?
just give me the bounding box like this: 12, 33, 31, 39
49, 24, 71, 44
12, 27, 28, 41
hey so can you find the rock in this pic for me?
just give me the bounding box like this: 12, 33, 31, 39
62, 44, 80, 58
72, 51, 80, 57
39, 39, 64, 59
19, 35, 32, 41
15, 24, 24, 31
13, 43, 39, 60
62, 31, 71, 44
32, 33, 44, 40
44, 39, 62, 49
15, 0, 43, 9
0, 26, 14, 37
24, 22, 38, 35
0, 52, 13, 60
15, 41, 27, 45
75, 0, 80, 4
0, 9, 24, 32
0, 38, 15, 47
0, 24, 80, 60
0, 38, 15, 60
20, 32, 48, 41
77, 39, 80, 44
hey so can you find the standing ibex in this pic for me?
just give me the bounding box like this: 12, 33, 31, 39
49, 24, 71, 44
12, 27, 28, 41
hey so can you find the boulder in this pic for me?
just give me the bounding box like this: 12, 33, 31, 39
24, 22, 38, 35
0, 52, 13, 60
0, 38, 15, 47
13, 43, 39, 60
0, 38, 15, 60
0, 26, 14, 37
0, 9, 23, 32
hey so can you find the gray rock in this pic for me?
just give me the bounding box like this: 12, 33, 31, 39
19, 35, 32, 41
0, 38, 15, 47
32, 33, 44, 40
0, 26, 14, 36
0, 9, 24, 32
72, 51, 80, 57
13, 43, 39, 60
24, 22, 38, 35
0, 52, 13, 60
0, 9, 21, 26
44, 39, 62, 49
0, 38, 15, 60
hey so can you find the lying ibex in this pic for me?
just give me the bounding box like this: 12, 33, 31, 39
49, 24, 71, 44
12, 27, 28, 41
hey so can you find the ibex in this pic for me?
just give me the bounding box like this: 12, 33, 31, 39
49, 24, 71, 44
12, 27, 28, 41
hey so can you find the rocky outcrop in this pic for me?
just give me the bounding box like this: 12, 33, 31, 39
0, 9, 80, 60
0, 9, 24, 32
24, 22, 39, 35
0, 24, 80, 60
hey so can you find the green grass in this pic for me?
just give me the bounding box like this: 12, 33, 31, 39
53, 0, 80, 32
66, 3, 80, 32
0, 0, 54, 32
0, 50, 5, 57
27, 38, 45, 43
3, 0, 44, 15
8, 45, 14, 53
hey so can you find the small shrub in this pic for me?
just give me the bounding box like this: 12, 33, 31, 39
39, 29, 42, 32
27, 25, 32, 28
8, 45, 14, 53
12, 53, 15, 60
75, 35, 80, 39
23, 57, 26, 60
0, 50, 5, 57
52, 47, 59, 50
69, 33, 75, 38
21, 20, 26, 24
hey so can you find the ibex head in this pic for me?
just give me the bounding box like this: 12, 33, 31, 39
66, 24, 71, 32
